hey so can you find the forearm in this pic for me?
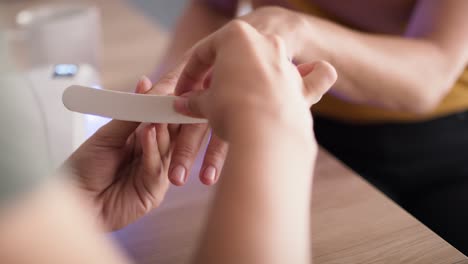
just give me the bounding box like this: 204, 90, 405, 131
297, 16, 465, 113
154, 0, 235, 78
194, 119, 316, 264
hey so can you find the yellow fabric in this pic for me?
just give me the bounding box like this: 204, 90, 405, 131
288, 0, 468, 123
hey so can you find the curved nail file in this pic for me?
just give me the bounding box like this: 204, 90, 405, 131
63, 85, 207, 124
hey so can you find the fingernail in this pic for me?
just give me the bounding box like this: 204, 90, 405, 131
203, 166, 216, 182
171, 165, 186, 184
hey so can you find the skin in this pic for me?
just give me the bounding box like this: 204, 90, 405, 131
0, 22, 337, 263
156, 0, 468, 188
0, 181, 132, 264
150, 0, 236, 187
172, 22, 337, 263
65, 77, 171, 231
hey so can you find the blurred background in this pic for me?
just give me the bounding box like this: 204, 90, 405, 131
0, 0, 188, 168
0, 0, 187, 90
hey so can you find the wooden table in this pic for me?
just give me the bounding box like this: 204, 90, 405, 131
114, 149, 468, 264
2, 0, 467, 263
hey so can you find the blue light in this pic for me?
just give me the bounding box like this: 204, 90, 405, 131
53, 64, 79, 78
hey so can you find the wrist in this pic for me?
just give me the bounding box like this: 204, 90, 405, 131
296, 15, 334, 65
227, 109, 316, 154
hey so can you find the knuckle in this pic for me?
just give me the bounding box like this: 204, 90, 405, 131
155, 74, 178, 93
224, 19, 255, 40
187, 123, 207, 130
207, 143, 228, 161
205, 141, 228, 163
204, 152, 226, 167
187, 95, 205, 117
266, 34, 285, 51
174, 143, 197, 160
261, 34, 288, 73
159, 74, 177, 86
227, 19, 251, 32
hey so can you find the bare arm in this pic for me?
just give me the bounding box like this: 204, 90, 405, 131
299, 0, 468, 113
194, 121, 316, 264
243, 0, 468, 113
171, 21, 337, 263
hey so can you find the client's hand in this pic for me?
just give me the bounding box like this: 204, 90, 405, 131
65, 77, 171, 231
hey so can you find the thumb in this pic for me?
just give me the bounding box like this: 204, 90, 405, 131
298, 61, 337, 106
93, 120, 140, 147
92, 76, 153, 147
173, 90, 208, 119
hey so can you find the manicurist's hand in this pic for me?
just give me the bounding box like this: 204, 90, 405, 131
65, 77, 171, 231
170, 20, 337, 264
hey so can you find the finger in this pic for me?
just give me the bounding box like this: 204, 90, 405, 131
169, 123, 208, 186
264, 33, 290, 64
300, 61, 337, 105
143, 74, 179, 156
92, 120, 139, 148
168, 124, 181, 141
140, 124, 170, 205
297, 63, 315, 77
134, 123, 147, 156
149, 66, 183, 95
200, 132, 228, 185
150, 65, 182, 142
141, 124, 162, 169
136, 75, 153, 94
155, 123, 171, 157
134, 76, 154, 155
202, 69, 213, 89
124, 130, 137, 161
173, 90, 208, 118
92, 76, 154, 147
149, 52, 192, 96
174, 35, 218, 95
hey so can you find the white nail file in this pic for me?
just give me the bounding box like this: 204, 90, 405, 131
62, 85, 207, 124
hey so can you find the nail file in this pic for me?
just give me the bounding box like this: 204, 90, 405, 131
62, 85, 207, 124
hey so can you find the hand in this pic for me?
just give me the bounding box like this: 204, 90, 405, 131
173, 20, 337, 142
158, 17, 334, 187
65, 77, 171, 231
161, 7, 327, 186
239, 6, 314, 60
154, 53, 229, 187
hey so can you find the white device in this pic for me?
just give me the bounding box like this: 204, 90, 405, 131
63, 85, 207, 124
24, 64, 100, 167
1, 34, 53, 202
